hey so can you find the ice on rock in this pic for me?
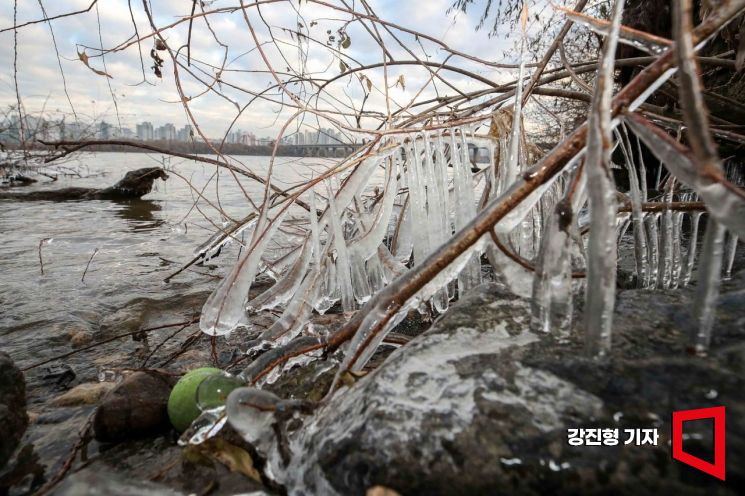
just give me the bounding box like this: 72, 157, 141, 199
226, 387, 282, 455
179, 407, 228, 446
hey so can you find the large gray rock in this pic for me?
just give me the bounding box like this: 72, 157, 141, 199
282, 280, 745, 495
0, 352, 28, 469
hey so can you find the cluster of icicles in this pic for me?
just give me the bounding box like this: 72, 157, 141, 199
613, 124, 742, 291
196, 119, 743, 379
199, 125, 503, 350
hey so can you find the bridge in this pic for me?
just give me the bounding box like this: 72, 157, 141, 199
278, 143, 363, 158
276, 142, 492, 162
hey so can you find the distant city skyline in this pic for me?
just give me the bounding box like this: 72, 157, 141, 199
0, 113, 352, 146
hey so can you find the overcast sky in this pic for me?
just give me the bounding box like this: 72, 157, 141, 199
0, 1, 559, 140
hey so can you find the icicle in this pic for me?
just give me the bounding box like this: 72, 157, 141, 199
405, 139, 434, 268
200, 206, 291, 336
618, 127, 648, 286
310, 188, 321, 267
247, 239, 312, 313
258, 269, 322, 345
349, 156, 399, 262
325, 181, 355, 313
635, 134, 648, 201
451, 131, 481, 296
645, 213, 660, 288
692, 220, 726, 353
378, 244, 408, 281
531, 200, 574, 337
485, 236, 535, 298
313, 257, 338, 314
366, 253, 388, 294
338, 237, 487, 375
427, 134, 451, 252
724, 232, 738, 279
670, 211, 684, 288
349, 235, 373, 304
495, 153, 574, 234
681, 211, 703, 287
179, 408, 227, 446
583, 0, 624, 357
502, 8, 527, 193
659, 201, 674, 289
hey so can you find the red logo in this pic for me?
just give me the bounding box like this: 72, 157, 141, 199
672, 406, 726, 480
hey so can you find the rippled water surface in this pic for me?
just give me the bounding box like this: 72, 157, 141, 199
0, 152, 329, 373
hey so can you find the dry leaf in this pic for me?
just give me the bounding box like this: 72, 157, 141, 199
77, 50, 113, 79
359, 74, 372, 92
199, 438, 262, 482
341, 33, 352, 49
396, 74, 405, 90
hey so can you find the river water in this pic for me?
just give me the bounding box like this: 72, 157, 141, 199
0, 152, 332, 379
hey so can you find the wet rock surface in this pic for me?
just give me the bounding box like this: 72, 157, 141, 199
50, 467, 184, 496
0, 352, 28, 469
51, 382, 115, 408
288, 279, 745, 495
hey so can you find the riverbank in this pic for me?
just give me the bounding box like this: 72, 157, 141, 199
2, 252, 744, 494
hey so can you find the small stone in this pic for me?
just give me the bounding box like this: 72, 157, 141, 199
51, 382, 115, 407
93, 371, 176, 443
68, 330, 93, 348
367, 487, 401, 496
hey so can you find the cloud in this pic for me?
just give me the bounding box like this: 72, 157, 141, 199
0, 0, 528, 139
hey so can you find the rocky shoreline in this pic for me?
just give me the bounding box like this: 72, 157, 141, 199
1, 264, 744, 495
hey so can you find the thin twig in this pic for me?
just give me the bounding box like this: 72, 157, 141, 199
22, 319, 199, 371
81, 248, 99, 283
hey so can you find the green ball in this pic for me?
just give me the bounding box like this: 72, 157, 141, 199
167, 367, 221, 432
